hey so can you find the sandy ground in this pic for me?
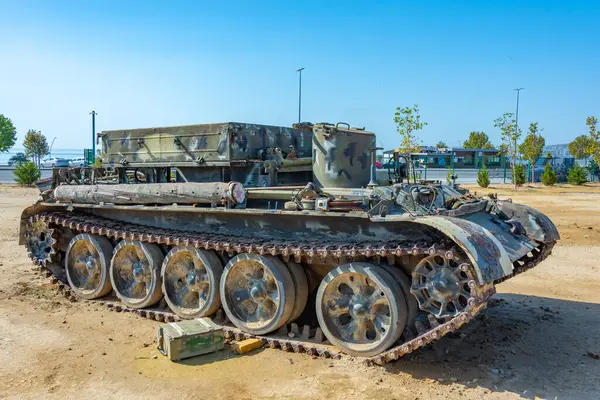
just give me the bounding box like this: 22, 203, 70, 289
0, 183, 599, 400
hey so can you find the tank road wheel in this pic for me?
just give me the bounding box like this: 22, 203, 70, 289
65, 234, 113, 299
110, 241, 164, 309
24, 219, 56, 266
316, 263, 407, 357
220, 254, 295, 335
380, 264, 418, 330
161, 247, 223, 319
285, 261, 308, 323
410, 254, 477, 318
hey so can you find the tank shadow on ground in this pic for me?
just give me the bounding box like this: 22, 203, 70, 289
174, 348, 266, 367
383, 293, 600, 399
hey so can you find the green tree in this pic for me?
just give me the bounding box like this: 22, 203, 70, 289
0, 114, 18, 153
568, 135, 591, 159
436, 141, 447, 149
13, 161, 41, 186
567, 163, 588, 185
587, 159, 600, 181
23, 130, 49, 167
394, 104, 427, 155
495, 112, 521, 190
519, 122, 546, 183
477, 164, 490, 188
512, 163, 527, 186
585, 116, 600, 166
463, 131, 494, 149
541, 163, 557, 186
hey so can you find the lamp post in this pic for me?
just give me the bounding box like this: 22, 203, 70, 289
49, 137, 56, 158
296, 68, 304, 123
90, 110, 97, 158
513, 88, 524, 189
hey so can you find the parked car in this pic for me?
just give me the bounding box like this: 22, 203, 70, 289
69, 157, 85, 167
41, 157, 70, 168
8, 152, 28, 166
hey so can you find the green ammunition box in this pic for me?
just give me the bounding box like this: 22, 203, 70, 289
156, 318, 224, 361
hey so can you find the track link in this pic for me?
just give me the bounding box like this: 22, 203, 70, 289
26, 212, 554, 366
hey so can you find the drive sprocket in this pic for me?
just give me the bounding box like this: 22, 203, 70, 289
24, 218, 57, 266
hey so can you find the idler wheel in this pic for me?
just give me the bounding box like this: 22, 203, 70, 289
316, 263, 407, 357
65, 234, 113, 299
220, 254, 295, 335
24, 219, 56, 265
110, 240, 164, 308
410, 254, 475, 318
161, 247, 223, 319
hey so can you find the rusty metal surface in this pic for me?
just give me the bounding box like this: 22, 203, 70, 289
25, 212, 554, 365
495, 201, 561, 244
405, 216, 513, 283
54, 182, 247, 206
27, 199, 535, 285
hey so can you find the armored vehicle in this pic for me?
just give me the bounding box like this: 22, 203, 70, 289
19, 121, 558, 364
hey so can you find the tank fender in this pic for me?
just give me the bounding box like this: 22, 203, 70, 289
417, 216, 513, 284
495, 201, 560, 244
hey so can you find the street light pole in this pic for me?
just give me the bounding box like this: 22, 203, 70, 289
90, 110, 97, 160
513, 88, 524, 189
297, 68, 304, 123
49, 137, 56, 158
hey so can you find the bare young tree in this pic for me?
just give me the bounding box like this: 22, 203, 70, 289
494, 112, 521, 191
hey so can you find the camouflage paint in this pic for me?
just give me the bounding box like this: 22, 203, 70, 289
495, 201, 560, 244
312, 123, 375, 189
100, 122, 312, 168
417, 216, 513, 283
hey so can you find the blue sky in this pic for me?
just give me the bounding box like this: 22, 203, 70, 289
0, 0, 598, 150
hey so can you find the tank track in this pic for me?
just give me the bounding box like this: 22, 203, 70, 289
25, 212, 554, 366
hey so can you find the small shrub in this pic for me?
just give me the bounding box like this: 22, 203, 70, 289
13, 161, 41, 186
477, 165, 490, 188
446, 168, 458, 184
512, 164, 527, 186
541, 163, 557, 186
567, 163, 588, 185
92, 154, 103, 168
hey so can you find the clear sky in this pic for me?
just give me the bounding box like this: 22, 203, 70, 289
0, 0, 598, 150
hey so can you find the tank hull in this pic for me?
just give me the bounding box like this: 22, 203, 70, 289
20, 201, 556, 364
20, 200, 552, 285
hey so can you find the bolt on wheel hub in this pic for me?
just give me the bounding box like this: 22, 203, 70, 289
428, 268, 461, 302
132, 262, 146, 282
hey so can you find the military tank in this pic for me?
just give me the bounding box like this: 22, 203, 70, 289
19, 121, 559, 364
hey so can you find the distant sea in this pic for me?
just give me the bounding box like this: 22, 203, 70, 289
0, 148, 84, 165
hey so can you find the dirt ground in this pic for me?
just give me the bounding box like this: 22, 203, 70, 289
1, 183, 599, 400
